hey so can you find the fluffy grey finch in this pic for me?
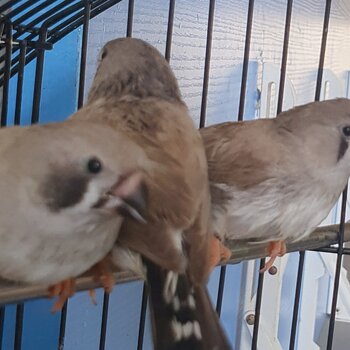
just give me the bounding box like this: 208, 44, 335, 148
0, 118, 147, 310
201, 98, 350, 271
83, 37, 232, 350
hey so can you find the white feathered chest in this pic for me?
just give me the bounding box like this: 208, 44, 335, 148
211, 169, 346, 243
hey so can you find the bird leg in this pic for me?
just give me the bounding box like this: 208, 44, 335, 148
48, 278, 76, 313
260, 240, 287, 273
48, 255, 115, 313
83, 255, 116, 306
208, 234, 232, 273
89, 254, 116, 295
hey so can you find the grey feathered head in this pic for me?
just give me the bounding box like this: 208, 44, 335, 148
276, 98, 350, 165
0, 119, 148, 230
88, 38, 182, 103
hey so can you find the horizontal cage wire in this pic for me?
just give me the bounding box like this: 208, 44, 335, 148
0, 0, 350, 349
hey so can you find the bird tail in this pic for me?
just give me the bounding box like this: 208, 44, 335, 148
144, 258, 232, 350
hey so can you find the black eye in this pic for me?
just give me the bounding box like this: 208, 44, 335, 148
101, 48, 107, 59
343, 126, 350, 137
87, 157, 102, 174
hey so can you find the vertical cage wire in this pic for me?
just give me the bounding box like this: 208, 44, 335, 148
77, 0, 91, 109
58, 303, 68, 350
1, 20, 12, 127
137, 284, 149, 350
251, 258, 265, 350
14, 40, 26, 125
126, 0, 134, 37
14, 303, 24, 350
199, 0, 215, 128
164, 0, 176, 62
315, 0, 332, 102
237, 0, 255, 121
96, 11, 111, 347
327, 188, 347, 349
276, 0, 293, 115
31, 27, 48, 124
99, 293, 110, 350
216, 266, 227, 316
0, 307, 4, 350
289, 251, 305, 350
136, 282, 148, 350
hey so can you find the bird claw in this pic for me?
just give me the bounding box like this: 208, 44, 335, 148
47, 255, 115, 312
88, 289, 98, 305
48, 278, 76, 313
89, 255, 116, 295
207, 235, 232, 273
260, 241, 287, 273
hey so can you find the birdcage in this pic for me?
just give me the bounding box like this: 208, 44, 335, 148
0, 1, 350, 349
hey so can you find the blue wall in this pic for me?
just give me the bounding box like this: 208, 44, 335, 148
6, 30, 81, 126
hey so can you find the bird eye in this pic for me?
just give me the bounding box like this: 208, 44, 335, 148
343, 126, 350, 137
87, 157, 103, 174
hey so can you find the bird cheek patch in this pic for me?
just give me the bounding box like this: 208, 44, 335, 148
337, 137, 348, 162
40, 172, 89, 212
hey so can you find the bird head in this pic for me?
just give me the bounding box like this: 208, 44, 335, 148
276, 98, 350, 179
1, 119, 148, 235
88, 37, 182, 103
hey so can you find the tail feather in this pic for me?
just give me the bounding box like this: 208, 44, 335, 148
144, 259, 232, 350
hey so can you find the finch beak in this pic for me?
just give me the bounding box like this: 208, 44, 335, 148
111, 181, 148, 224
94, 171, 148, 223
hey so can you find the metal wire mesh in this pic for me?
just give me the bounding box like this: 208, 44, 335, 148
0, 0, 349, 349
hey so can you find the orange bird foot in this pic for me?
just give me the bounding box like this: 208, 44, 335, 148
48, 278, 76, 313
88, 255, 116, 299
48, 256, 115, 313
260, 240, 287, 273
80, 254, 116, 305
208, 235, 232, 273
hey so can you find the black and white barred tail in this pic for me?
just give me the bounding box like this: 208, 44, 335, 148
144, 259, 232, 350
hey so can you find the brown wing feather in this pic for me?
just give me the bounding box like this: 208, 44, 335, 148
200, 120, 276, 190
75, 98, 210, 276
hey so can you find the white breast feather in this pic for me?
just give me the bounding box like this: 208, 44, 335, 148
212, 177, 341, 242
